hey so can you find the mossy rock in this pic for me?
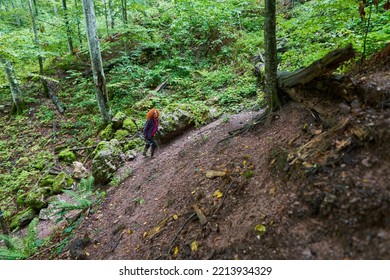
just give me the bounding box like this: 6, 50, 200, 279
58, 149, 76, 163
114, 129, 130, 141
24, 188, 49, 210
123, 118, 137, 133
39, 174, 56, 187
124, 138, 144, 152
112, 111, 127, 130
51, 172, 74, 194
99, 123, 114, 140
33, 161, 45, 170
10, 207, 36, 231
16, 193, 28, 206
158, 103, 219, 143
91, 139, 124, 185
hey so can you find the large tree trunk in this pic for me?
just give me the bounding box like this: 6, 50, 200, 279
82, 0, 111, 125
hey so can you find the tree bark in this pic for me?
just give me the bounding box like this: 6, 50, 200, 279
121, 0, 127, 24
82, 0, 111, 125
28, 0, 50, 98
264, 0, 280, 112
0, 56, 25, 115
62, 0, 74, 54
277, 43, 356, 127
278, 43, 355, 88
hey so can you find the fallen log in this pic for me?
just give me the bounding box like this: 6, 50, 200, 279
224, 44, 357, 138
278, 43, 355, 88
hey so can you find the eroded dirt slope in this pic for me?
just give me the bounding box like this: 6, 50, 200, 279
52, 45, 390, 260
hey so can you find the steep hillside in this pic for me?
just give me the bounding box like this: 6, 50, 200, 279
46, 47, 389, 259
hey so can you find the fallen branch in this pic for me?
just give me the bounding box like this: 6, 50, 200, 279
218, 109, 267, 143
165, 213, 196, 257
214, 181, 234, 214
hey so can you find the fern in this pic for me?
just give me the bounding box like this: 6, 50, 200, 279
51, 176, 101, 221
0, 218, 40, 260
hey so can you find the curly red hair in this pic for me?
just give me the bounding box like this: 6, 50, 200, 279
146, 108, 160, 119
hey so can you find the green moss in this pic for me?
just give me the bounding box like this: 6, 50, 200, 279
58, 149, 76, 163
99, 123, 114, 140
112, 111, 127, 130
16, 193, 28, 206
124, 138, 144, 151
123, 118, 137, 133
10, 207, 36, 231
51, 172, 74, 194
92, 139, 122, 159
39, 175, 55, 187
24, 188, 48, 210
114, 129, 130, 141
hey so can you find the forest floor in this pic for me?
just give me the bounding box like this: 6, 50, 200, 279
38, 46, 389, 260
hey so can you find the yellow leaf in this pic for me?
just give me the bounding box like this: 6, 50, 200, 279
191, 241, 198, 252
173, 246, 179, 255
302, 161, 313, 168
128, 229, 133, 235
213, 190, 223, 199
243, 160, 247, 165
143, 232, 147, 238
254, 224, 266, 236
173, 214, 179, 220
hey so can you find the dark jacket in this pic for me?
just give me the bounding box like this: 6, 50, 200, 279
143, 119, 158, 139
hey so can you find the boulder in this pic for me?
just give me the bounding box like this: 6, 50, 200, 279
158, 103, 219, 143
10, 207, 36, 231
91, 139, 124, 185
112, 111, 127, 130
72, 161, 89, 179
51, 172, 74, 194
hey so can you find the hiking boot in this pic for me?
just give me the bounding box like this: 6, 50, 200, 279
150, 146, 156, 158
142, 145, 149, 157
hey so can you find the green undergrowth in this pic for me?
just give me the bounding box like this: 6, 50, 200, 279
0, 0, 388, 252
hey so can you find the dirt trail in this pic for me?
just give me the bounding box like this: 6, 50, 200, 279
57, 103, 328, 259
53, 47, 390, 260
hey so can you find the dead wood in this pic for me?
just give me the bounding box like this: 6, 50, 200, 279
225, 44, 356, 139
192, 204, 207, 225
278, 43, 355, 88
165, 213, 196, 258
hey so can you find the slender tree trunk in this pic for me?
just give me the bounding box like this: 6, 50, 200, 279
27, 0, 50, 98
74, 0, 83, 47
102, 0, 110, 36
62, 0, 74, 54
82, 0, 111, 124
0, 55, 25, 115
264, 0, 280, 114
10, 1, 21, 26
32, 0, 38, 16
109, 0, 114, 29
52, 0, 58, 15
121, 0, 127, 24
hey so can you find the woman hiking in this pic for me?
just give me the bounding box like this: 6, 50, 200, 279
142, 108, 160, 158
